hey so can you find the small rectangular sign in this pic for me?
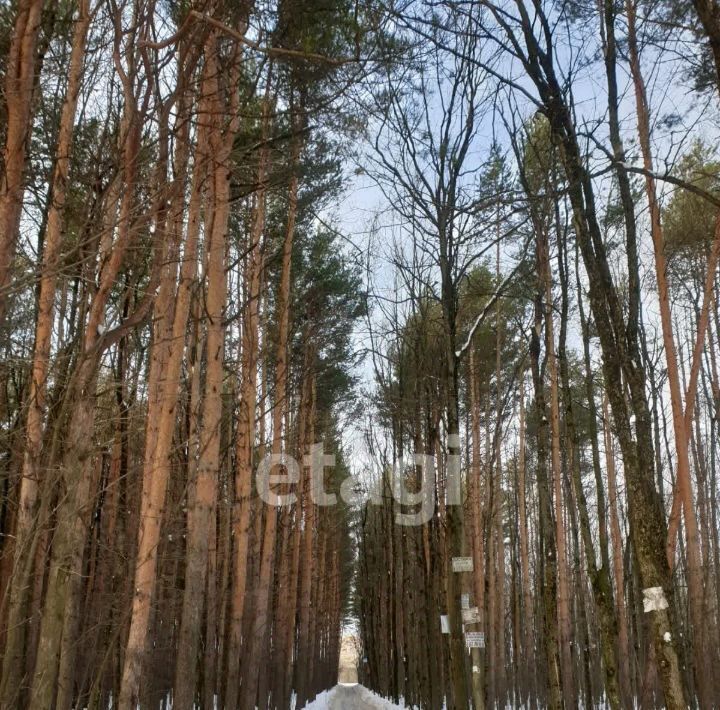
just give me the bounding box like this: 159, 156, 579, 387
440, 615, 450, 634
461, 593, 470, 610
452, 557, 473, 572
465, 631, 485, 648
462, 607, 481, 624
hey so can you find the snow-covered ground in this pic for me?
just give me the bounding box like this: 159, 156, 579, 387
304, 684, 406, 709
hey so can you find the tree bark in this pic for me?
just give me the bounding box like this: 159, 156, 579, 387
495, 4, 688, 698
540, 210, 575, 709
0, 2, 90, 700
624, 4, 708, 703
227, 87, 271, 710
29, 19, 150, 697
0, 0, 45, 320
173, 34, 240, 708
118, 74, 205, 710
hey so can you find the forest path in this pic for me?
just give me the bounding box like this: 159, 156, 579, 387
324, 683, 405, 709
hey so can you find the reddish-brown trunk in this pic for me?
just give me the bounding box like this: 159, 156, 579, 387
118, 80, 205, 710
29, 18, 150, 698
517, 376, 536, 706
173, 36, 239, 708
224, 91, 271, 710
625, 4, 708, 703
0, 0, 44, 320
296, 369, 318, 708
0, 2, 90, 699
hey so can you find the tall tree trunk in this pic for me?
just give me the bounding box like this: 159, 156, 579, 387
118, 77, 204, 710
296, 364, 318, 709
173, 35, 240, 708
557, 226, 622, 709
576, 240, 632, 707
29, 27, 150, 698
492, 241, 507, 708
602, 395, 632, 707
437, 207, 469, 710
529, 258, 562, 710
227, 88, 271, 710
624, 5, 708, 704
233, 97, 276, 708
0, 0, 45, 320
540, 216, 575, 708
503, 6, 687, 697
468, 350, 486, 710
0, 2, 90, 700
517, 374, 536, 708
268, 117, 301, 710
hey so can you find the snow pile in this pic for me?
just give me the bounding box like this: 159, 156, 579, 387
302, 689, 332, 709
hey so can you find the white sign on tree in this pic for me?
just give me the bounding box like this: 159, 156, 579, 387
462, 607, 481, 624
452, 557, 473, 572
465, 631, 485, 648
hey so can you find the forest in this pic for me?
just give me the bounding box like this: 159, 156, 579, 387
0, 0, 719, 708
